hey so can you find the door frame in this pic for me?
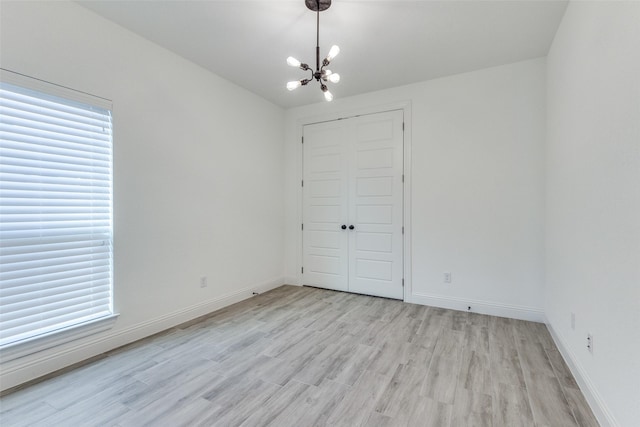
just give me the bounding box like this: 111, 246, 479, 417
295, 101, 413, 302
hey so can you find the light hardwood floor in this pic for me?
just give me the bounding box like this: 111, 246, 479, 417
0, 285, 599, 426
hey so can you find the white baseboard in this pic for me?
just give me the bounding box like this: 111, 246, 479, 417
409, 292, 545, 322
0, 277, 284, 392
545, 320, 618, 427
283, 276, 300, 286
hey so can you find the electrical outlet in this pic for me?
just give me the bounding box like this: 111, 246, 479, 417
444, 272, 452, 283
200, 276, 208, 288
587, 333, 593, 354
571, 313, 576, 330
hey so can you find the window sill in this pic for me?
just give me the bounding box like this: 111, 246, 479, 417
0, 314, 119, 364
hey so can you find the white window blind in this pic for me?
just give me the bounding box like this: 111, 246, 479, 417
0, 70, 114, 351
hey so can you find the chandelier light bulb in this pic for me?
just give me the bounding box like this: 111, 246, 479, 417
326, 45, 340, 61
327, 73, 340, 83
324, 90, 333, 102
287, 56, 301, 67
287, 80, 302, 91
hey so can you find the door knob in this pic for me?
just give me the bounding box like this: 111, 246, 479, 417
341, 224, 347, 230
349, 225, 355, 230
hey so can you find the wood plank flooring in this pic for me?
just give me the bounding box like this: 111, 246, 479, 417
0, 285, 599, 426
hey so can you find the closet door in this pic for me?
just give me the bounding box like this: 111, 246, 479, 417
348, 111, 404, 299
302, 110, 404, 299
302, 120, 349, 292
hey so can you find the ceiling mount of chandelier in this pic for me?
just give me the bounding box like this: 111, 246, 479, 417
286, 0, 340, 102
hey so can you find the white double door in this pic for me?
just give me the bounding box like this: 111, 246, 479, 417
302, 110, 404, 300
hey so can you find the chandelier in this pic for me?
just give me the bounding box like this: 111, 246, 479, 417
286, 0, 340, 101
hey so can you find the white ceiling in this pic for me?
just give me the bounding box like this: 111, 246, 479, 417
78, 0, 568, 109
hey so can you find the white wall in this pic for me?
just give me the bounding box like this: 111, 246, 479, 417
545, 2, 640, 426
285, 58, 546, 321
0, 1, 285, 390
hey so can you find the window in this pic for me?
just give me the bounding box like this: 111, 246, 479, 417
0, 69, 115, 360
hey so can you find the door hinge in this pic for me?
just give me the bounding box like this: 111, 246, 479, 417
301, 223, 304, 230
301, 136, 304, 144
402, 278, 405, 287
301, 266, 304, 274
402, 226, 404, 234
301, 180, 304, 187
402, 174, 404, 183
402, 122, 405, 131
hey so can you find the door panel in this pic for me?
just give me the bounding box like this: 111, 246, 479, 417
348, 111, 404, 299
357, 176, 394, 197
302, 122, 349, 292
357, 148, 395, 169
356, 205, 394, 224
302, 110, 403, 299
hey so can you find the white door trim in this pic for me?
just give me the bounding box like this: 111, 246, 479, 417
295, 101, 413, 302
